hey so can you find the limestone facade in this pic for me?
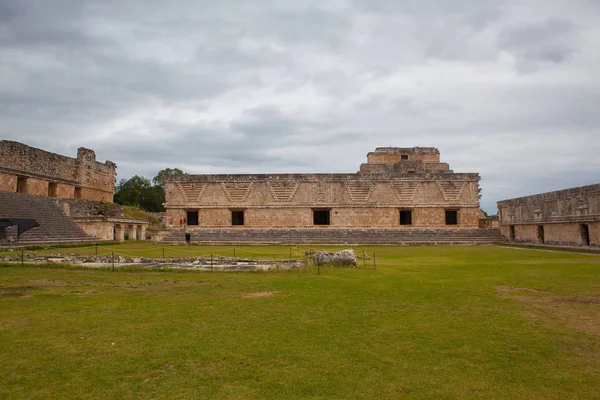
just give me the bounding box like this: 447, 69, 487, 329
164, 147, 481, 229
57, 198, 148, 242
0, 141, 116, 202
497, 184, 600, 247
72, 218, 147, 241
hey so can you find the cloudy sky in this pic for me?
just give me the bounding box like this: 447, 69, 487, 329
1, 0, 599, 212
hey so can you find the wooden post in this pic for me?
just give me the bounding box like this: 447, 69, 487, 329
363, 250, 366, 267
95, 243, 98, 261
373, 252, 376, 270
112, 252, 115, 272
234, 247, 236, 258
21, 248, 24, 267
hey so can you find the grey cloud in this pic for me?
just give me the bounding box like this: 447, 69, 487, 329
498, 18, 580, 72
1, 0, 599, 212
0, 0, 92, 47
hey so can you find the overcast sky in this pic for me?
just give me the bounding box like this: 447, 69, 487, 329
1, 0, 599, 213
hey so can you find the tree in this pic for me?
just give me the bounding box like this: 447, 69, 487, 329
114, 176, 152, 208
153, 168, 185, 189
114, 169, 186, 212
139, 186, 165, 212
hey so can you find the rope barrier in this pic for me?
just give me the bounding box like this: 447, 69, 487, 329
172, 247, 234, 256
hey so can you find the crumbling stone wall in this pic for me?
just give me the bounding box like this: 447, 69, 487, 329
165, 148, 481, 229
498, 184, 600, 247
0, 141, 116, 201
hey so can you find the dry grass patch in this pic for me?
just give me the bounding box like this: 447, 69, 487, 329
497, 286, 600, 336
241, 291, 277, 299
27, 279, 71, 287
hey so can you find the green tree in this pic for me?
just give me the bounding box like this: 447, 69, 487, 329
153, 168, 185, 189
114, 176, 151, 208
114, 169, 186, 212
139, 186, 165, 212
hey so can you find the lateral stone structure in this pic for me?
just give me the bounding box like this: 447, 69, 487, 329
0, 141, 147, 245
497, 184, 600, 247
164, 147, 482, 230
0, 140, 116, 202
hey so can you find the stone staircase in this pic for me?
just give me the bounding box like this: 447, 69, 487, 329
0, 191, 97, 247
159, 228, 504, 245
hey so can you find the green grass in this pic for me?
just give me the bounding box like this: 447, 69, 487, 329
122, 206, 160, 225
1, 244, 599, 399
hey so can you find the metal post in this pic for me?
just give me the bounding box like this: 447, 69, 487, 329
21, 248, 24, 267
112, 252, 115, 272
373, 252, 376, 270
234, 247, 236, 258
317, 258, 320, 276
95, 243, 98, 261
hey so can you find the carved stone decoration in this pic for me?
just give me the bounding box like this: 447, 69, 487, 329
316, 181, 328, 204
436, 181, 466, 202
345, 181, 374, 202
391, 181, 420, 202
221, 182, 254, 202
267, 181, 300, 202
174, 182, 207, 203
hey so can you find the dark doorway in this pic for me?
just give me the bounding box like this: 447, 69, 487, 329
48, 182, 58, 197
231, 211, 244, 226
445, 210, 458, 225
400, 210, 412, 225
537, 225, 544, 244
510, 225, 516, 241
74, 187, 82, 198
313, 209, 331, 225
581, 224, 590, 246
16, 177, 27, 193
187, 211, 199, 226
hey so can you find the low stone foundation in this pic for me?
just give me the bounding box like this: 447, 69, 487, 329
0, 253, 305, 271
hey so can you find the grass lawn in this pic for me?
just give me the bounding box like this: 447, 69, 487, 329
1, 244, 599, 399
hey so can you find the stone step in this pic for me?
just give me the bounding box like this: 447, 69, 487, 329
158, 228, 504, 245
0, 191, 97, 246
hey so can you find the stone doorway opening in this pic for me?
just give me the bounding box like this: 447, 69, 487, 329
537, 225, 545, 244
48, 182, 58, 197
187, 211, 199, 226
445, 210, 458, 225
16, 177, 28, 193
231, 210, 244, 226
400, 210, 412, 225
509, 225, 516, 241
313, 209, 331, 226
580, 224, 590, 246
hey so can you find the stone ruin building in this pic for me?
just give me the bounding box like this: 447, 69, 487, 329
160, 147, 502, 244
498, 184, 600, 248
0, 141, 146, 246
0, 140, 116, 202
